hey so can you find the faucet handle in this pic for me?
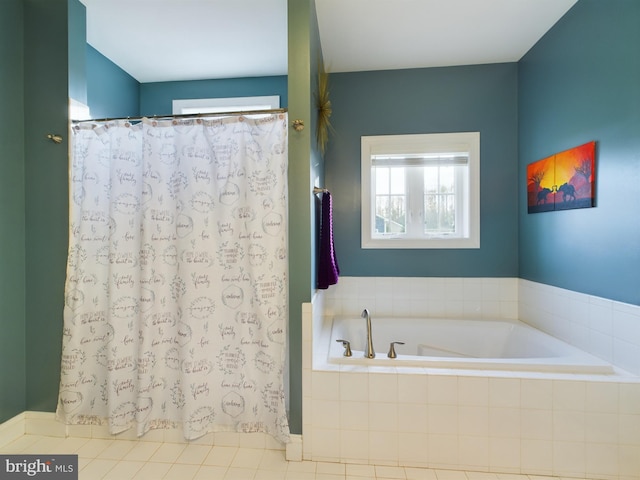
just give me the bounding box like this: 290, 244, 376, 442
387, 341, 405, 359
336, 339, 352, 357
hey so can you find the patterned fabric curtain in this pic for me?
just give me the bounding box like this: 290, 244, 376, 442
56, 114, 290, 443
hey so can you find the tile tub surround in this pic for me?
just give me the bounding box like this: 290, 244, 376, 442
320, 277, 640, 378
2, 414, 613, 480
302, 278, 640, 479
519, 279, 640, 377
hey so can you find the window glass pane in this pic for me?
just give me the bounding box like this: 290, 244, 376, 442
424, 166, 438, 193
424, 194, 437, 230
375, 167, 389, 195
375, 195, 405, 234
424, 193, 455, 234
439, 166, 455, 192
389, 195, 406, 233
375, 196, 389, 233
389, 167, 405, 194
441, 194, 456, 232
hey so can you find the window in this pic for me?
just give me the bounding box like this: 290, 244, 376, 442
172, 95, 280, 115
361, 132, 480, 249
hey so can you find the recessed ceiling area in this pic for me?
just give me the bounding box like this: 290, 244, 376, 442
79, 0, 577, 83
316, 0, 578, 73
79, 0, 288, 83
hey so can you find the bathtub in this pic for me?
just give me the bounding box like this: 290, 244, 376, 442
328, 316, 614, 374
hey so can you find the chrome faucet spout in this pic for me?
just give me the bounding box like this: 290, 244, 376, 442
361, 308, 375, 359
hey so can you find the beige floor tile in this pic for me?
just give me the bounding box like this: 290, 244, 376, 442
286, 460, 317, 473
54, 436, 91, 454
175, 444, 212, 464
97, 439, 138, 460
495, 475, 527, 480
81, 458, 119, 479
224, 466, 258, 479
0, 435, 42, 453
194, 464, 228, 479
376, 465, 407, 479
405, 467, 438, 480
162, 462, 201, 480
131, 461, 172, 480
285, 471, 315, 480
254, 469, 288, 480
102, 460, 145, 480
317, 461, 346, 475
316, 474, 346, 480
78, 457, 92, 472
435, 470, 468, 480
231, 447, 265, 469
77, 438, 115, 458
465, 473, 498, 480
148, 442, 187, 463
203, 445, 239, 466
1, 435, 576, 480
345, 463, 376, 477
258, 449, 288, 472
21, 436, 67, 454
123, 441, 162, 462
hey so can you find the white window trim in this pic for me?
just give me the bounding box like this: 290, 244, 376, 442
172, 95, 280, 115
361, 132, 480, 249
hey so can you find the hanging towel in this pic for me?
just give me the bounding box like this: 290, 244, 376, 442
317, 191, 340, 289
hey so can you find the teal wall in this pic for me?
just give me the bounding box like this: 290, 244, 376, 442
325, 63, 519, 277
518, 0, 640, 305
86, 45, 140, 119
139, 76, 288, 117
23, 0, 69, 413
0, 0, 27, 423
287, 0, 322, 435
85, 45, 286, 121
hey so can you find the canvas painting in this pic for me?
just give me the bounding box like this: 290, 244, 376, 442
527, 141, 596, 213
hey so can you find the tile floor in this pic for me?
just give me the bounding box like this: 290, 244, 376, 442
1, 434, 596, 480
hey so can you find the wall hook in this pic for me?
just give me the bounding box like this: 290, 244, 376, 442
47, 134, 63, 144
291, 119, 305, 131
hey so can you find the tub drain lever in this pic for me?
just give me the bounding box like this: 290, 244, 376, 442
387, 341, 405, 359
336, 339, 352, 357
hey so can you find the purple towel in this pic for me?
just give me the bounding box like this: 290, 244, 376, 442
317, 191, 340, 289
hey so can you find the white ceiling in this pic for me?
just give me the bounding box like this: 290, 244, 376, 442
80, 0, 577, 83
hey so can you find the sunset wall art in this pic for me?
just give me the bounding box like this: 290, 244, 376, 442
527, 141, 596, 213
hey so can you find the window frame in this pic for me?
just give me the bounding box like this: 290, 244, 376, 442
361, 132, 480, 249
172, 95, 280, 115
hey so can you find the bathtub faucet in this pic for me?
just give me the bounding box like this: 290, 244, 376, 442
361, 308, 375, 358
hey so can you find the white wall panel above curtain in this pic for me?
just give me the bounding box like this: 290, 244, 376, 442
57, 114, 290, 443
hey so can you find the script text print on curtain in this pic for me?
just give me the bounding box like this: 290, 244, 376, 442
57, 114, 290, 443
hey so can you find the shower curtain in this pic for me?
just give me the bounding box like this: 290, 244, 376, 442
56, 114, 290, 443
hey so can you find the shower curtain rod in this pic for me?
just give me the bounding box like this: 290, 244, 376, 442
71, 108, 288, 124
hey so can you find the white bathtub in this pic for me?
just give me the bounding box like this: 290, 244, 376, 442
328, 316, 614, 374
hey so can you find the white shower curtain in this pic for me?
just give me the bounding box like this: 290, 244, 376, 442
56, 114, 290, 443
